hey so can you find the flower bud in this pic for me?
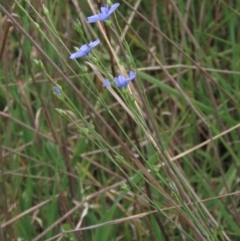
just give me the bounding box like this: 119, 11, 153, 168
43, 5, 49, 15
89, 56, 98, 64
53, 86, 61, 95
55, 108, 67, 116
34, 22, 40, 30
129, 94, 136, 102
120, 183, 128, 191
72, 19, 83, 36
107, 0, 112, 6
81, 66, 88, 73
88, 123, 95, 131
105, 20, 112, 26
82, 128, 89, 136
32, 59, 40, 65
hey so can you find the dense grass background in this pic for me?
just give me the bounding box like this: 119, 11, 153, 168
1, 0, 240, 240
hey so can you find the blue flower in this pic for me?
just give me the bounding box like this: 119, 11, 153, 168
87, 3, 120, 23
104, 71, 136, 88
69, 39, 100, 59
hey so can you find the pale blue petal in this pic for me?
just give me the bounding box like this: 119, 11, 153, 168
113, 71, 135, 88
118, 75, 126, 83
70, 44, 90, 59
108, 3, 120, 15
69, 50, 87, 59
114, 77, 121, 87
87, 15, 100, 23
98, 14, 109, 21
103, 79, 111, 87
79, 44, 90, 52
88, 39, 100, 49
100, 6, 108, 14
87, 3, 120, 23
129, 71, 136, 80
114, 75, 128, 88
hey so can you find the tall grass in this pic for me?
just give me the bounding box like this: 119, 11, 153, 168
0, 0, 240, 240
